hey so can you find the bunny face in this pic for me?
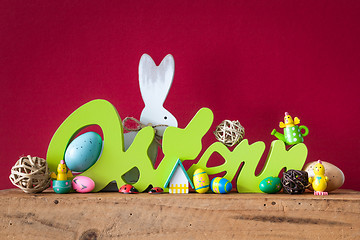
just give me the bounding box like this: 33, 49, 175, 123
140, 106, 178, 136
139, 53, 178, 136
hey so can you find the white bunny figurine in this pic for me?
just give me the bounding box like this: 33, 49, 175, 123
122, 54, 178, 183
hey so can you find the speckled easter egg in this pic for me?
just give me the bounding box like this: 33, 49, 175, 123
303, 161, 345, 192
72, 176, 95, 193
193, 169, 210, 193
53, 180, 72, 194
259, 177, 282, 193
64, 132, 103, 172
210, 177, 232, 194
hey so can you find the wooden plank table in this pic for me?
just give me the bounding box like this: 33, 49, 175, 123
0, 189, 359, 239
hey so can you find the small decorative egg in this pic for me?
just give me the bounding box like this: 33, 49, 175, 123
53, 180, 72, 194
72, 176, 95, 193
65, 132, 103, 172
303, 161, 345, 192
210, 177, 232, 194
193, 168, 210, 193
259, 176, 282, 193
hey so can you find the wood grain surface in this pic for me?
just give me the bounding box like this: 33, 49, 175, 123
0, 189, 359, 240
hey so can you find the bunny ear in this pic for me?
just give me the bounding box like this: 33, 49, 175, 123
139, 54, 175, 106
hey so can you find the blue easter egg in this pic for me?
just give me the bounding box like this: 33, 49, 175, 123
64, 132, 103, 172
259, 176, 282, 193
210, 177, 232, 194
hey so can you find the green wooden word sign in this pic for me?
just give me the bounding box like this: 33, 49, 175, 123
47, 99, 307, 193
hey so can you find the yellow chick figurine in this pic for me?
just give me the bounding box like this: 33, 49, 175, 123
309, 160, 329, 195
50, 160, 73, 181
279, 112, 300, 128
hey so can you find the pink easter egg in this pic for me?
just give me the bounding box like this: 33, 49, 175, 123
72, 176, 95, 193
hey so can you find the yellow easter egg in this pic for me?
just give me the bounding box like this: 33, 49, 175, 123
193, 168, 210, 193
303, 161, 345, 192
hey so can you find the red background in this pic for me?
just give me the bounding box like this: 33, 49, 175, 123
1, 1, 359, 190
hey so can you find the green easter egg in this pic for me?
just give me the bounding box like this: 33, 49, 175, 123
53, 180, 72, 194
259, 177, 282, 194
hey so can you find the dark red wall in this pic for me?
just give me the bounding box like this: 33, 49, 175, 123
1, 1, 359, 190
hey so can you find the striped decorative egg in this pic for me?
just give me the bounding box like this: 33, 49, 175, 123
193, 168, 210, 193
210, 177, 232, 194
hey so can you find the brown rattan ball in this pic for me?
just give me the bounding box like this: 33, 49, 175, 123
214, 120, 245, 147
9, 155, 51, 193
282, 169, 310, 194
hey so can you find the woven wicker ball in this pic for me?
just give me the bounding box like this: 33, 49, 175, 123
9, 155, 51, 193
214, 120, 245, 147
282, 170, 309, 194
